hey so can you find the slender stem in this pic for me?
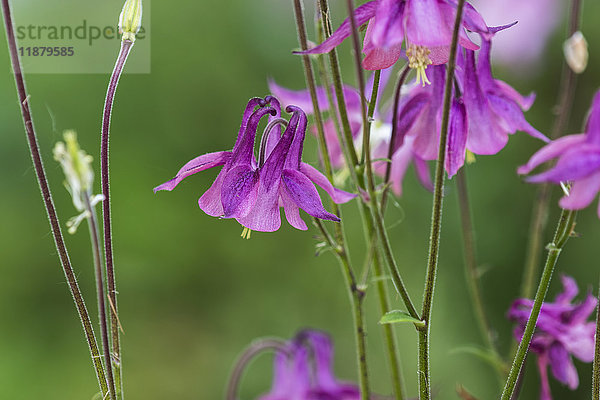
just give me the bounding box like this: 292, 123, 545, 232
101, 39, 133, 399
381, 65, 410, 213
593, 275, 600, 400
418, 1, 466, 399
456, 169, 499, 359
520, 0, 582, 301
361, 69, 381, 165
293, 3, 370, 398
500, 209, 576, 400
226, 339, 289, 400
85, 192, 117, 400
1, 0, 109, 395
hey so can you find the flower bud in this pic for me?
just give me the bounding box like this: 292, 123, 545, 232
563, 31, 588, 74
118, 0, 143, 42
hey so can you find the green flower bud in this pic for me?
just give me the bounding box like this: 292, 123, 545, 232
118, 0, 142, 42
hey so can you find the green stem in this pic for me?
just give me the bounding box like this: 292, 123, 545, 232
456, 169, 504, 371
593, 275, 600, 400
418, 1, 466, 399
84, 192, 117, 400
292, 3, 370, 398
1, 0, 109, 396
519, 0, 582, 301
500, 209, 576, 400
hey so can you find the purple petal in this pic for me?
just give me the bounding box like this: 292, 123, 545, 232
302, 331, 338, 389
268, 79, 328, 115
527, 146, 600, 183
494, 79, 536, 111
282, 169, 340, 222
394, 91, 430, 150
548, 343, 579, 389
386, 139, 413, 196
220, 165, 260, 219
300, 162, 356, 204
198, 169, 227, 217
233, 97, 268, 151
517, 134, 587, 175
363, 44, 404, 70
585, 90, 600, 145
555, 275, 579, 304
405, 0, 450, 47
487, 94, 549, 143
461, 2, 489, 35
153, 151, 231, 192
236, 181, 282, 232
295, 1, 377, 55
280, 186, 308, 230
369, 0, 405, 48
559, 171, 600, 210
446, 98, 468, 178
563, 321, 597, 362
230, 106, 277, 167
284, 107, 308, 170
414, 155, 434, 192
536, 355, 553, 400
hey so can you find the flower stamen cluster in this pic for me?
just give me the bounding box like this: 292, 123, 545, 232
407, 44, 432, 87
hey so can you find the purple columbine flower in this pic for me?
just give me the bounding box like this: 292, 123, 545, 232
270, 69, 433, 196
297, 0, 489, 74
518, 90, 600, 217
154, 97, 355, 233
397, 30, 547, 177
259, 330, 360, 400
508, 276, 598, 400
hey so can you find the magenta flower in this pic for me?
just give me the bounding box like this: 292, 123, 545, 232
508, 276, 598, 400
297, 0, 489, 71
154, 97, 355, 232
518, 90, 600, 217
270, 69, 433, 195
259, 330, 359, 400
398, 31, 547, 176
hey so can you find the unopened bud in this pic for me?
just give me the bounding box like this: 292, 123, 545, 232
563, 31, 588, 74
119, 0, 143, 42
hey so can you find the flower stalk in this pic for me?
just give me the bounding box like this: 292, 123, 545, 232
1, 0, 109, 395
594, 276, 600, 400
418, 1, 467, 399
500, 208, 577, 400
520, 0, 583, 300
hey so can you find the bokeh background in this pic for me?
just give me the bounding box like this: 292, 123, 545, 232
0, 0, 599, 399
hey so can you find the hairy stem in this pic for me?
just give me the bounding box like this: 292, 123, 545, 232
500, 209, 576, 400
1, 0, 109, 395
418, 1, 466, 399
520, 0, 582, 301
101, 39, 133, 399
85, 192, 117, 400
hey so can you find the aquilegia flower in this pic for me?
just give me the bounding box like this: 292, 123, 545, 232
298, 0, 490, 73
518, 90, 600, 217
259, 330, 360, 400
154, 96, 355, 233
398, 31, 547, 176
508, 276, 598, 400
270, 69, 433, 196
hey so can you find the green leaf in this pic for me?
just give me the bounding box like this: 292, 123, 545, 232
379, 310, 424, 327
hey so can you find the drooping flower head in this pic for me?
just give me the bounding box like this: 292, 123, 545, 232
518, 90, 600, 217
508, 276, 598, 400
298, 0, 490, 76
259, 330, 360, 400
154, 97, 355, 233
397, 29, 547, 177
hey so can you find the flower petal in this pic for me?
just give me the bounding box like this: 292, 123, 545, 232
282, 169, 340, 222
536, 355, 553, 400
585, 90, 600, 145
487, 94, 549, 143
555, 275, 579, 304
548, 343, 579, 389
517, 134, 587, 175
220, 165, 260, 219
300, 162, 356, 204
268, 79, 328, 115
446, 98, 468, 178
295, 1, 378, 55
153, 151, 231, 192
280, 186, 308, 230
369, 0, 405, 48
558, 171, 600, 210
362, 45, 404, 70
405, 0, 450, 47
527, 146, 600, 183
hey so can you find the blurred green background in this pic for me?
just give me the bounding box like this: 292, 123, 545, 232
0, 1, 599, 399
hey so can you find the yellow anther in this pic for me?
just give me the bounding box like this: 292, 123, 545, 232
407, 44, 433, 87
240, 227, 252, 240
466, 150, 476, 165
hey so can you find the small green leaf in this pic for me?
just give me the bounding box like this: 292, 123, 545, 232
379, 310, 425, 327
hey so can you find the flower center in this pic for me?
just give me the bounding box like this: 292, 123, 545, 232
407, 44, 432, 87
